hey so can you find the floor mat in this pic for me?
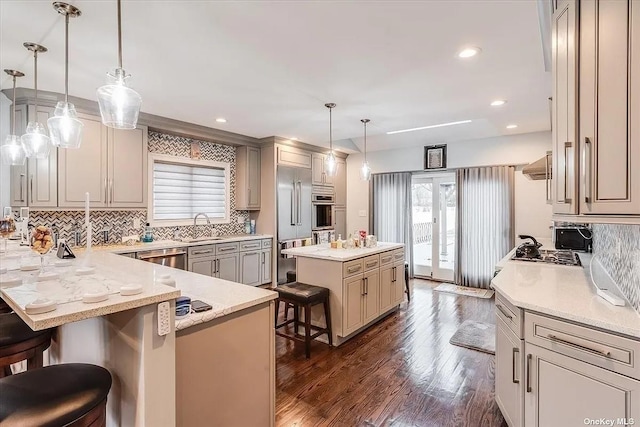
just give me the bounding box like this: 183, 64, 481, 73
449, 320, 496, 355
434, 283, 494, 299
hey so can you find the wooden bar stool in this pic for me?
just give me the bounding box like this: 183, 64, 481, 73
282, 270, 297, 320
275, 282, 332, 358
0, 313, 53, 378
0, 363, 112, 426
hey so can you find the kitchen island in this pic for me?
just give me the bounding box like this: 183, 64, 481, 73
1, 247, 277, 427
282, 242, 406, 346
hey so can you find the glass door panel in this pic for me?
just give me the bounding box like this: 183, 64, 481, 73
411, 180, 433, 278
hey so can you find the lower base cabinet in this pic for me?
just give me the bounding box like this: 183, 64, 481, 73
496, 318, 523, 427
240, 250, 261, 286
217, 253, 239, 283
524, 343, 639, 427
260, 249, 272, 285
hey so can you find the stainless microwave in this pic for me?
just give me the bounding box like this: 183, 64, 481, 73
554, 227, 592, 252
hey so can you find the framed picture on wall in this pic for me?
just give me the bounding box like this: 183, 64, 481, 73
424, 144, 447, 169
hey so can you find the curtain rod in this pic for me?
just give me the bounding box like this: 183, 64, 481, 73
371, 162, 527, 177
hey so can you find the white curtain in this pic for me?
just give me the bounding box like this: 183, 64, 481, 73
372, 172, 413, 276
455, 166, 515, 288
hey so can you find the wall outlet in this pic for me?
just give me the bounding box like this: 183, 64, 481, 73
358, 210, 367, 217
133, 218, 141, 229
237, 216, 245, 224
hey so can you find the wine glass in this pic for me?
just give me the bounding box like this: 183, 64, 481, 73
31, 226, 54, 275
0, 216, 16, 253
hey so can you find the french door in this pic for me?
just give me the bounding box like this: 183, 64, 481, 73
411, 173, 456, 282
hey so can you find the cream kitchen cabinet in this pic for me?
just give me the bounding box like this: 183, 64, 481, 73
551, 0, 579, 215
312, 153, 334, 187
240, 250, 261, 286
260, 239, 272, 285
578, 0, 640, 215
236, 146, 261, 210
333, 207, 346, 239
58, 113, 147, 208
496, 318, 524, 427
188, 244, 239, 283
10, 105, 58, 208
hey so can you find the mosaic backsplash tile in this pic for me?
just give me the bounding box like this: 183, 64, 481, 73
26, 131, 250, 246
592, 224, 640, 313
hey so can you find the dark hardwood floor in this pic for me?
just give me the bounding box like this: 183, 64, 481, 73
275, 279, 507, 427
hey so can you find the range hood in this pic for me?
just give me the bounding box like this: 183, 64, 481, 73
523, 151, 552, 180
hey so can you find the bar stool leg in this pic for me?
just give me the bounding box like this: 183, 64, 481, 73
293, 304, 300, 336
274, 299, 280, 326
322, 297, 332, 346
304, 303, 312, 359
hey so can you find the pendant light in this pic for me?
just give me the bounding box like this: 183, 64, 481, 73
47, 2, 83, 149
96, 0, 142, 129
1, 70, 27, 166
324, 103, 337, 177
360, 119, 371, 181
21, 43, 51, 159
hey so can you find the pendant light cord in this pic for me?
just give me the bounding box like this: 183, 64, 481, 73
11, 75, 16, 134
34, 50, 39, 111
117, 0, 123, 69
329, 106, 333, 153
364, 121, 367, 162
64, 13, 69, 103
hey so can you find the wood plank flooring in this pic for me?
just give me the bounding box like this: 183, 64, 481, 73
275, 279, 507, 427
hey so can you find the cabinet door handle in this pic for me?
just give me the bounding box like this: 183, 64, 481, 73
290, 183, 296, 226
216, 259, 220, 274
526, 354, 532, 393
512, 347, 520, 384
366, 261, 377, 268
244, 252, 258, 256
262, 252, 265, 264
364, 277, 369, 295
496, 304, 513, 320
563, 141, 573, 204
583, 137, 591, 203
547, 334, 612, 358
19, 173, 25, 202
219, 247, 237, 252
109, 179, 114, 204
545, 151, 552, 203
104, 178, 108, 204
30, 174, 33, 204
192, 249, 213, 255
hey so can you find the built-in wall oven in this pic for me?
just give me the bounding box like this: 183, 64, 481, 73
312, 189, 335, 230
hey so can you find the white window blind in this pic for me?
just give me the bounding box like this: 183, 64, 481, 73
152, 161, 227, 221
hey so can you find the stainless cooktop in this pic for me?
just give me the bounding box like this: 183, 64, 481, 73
511, 249, 582, 267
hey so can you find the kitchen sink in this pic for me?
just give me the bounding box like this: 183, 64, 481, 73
181, 236, 223, 243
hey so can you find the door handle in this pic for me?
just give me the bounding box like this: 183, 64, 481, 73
215, 259, 220, 274
526, 354, 532, 393
291, 182, 296, 226
109, 179, 114, 204
30, 175, 34, 204
19, 173, 25, 201
364, 277, 369, 295
563, 141, 573, 204
104, 178, 108, 204
547, 334, 612, 358
296, 181, 302, 226
545, 151, 551, 203
262, 252, 265, 264
512, 348, 520, 384
583, 137, 591, 203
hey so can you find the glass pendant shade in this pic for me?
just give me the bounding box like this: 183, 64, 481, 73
360, 161, 371, 181
325, 151, 337, 176
47, 101, 83, 149
21, 122, 51, 159
1, 135, 27, 166
97, 68, 141, 129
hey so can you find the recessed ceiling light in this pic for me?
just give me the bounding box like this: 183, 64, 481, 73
506, 124, 518, 129
291, 137, 298, 141
458, 46, 481, 58
215, 118, 227, 123
386, 120, 472, 135
491, 100, 507, 107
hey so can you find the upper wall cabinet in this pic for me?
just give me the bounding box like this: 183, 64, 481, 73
58, 113, 147, 208
236, 146, 261, 210
312, 153, 334, 187
578, 0, 640, 215
552, 0, 579, 215
552, 0, 640, 220
10, 105, 58, 208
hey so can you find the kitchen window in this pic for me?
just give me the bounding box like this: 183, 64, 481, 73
148, 154, 230, 226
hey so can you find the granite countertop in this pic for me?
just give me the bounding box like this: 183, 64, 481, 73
73, 234, 274, 255
1, 251, 180, 331
282, 242, 403, 262
492, 252, 640, 339
173, 275, 277, 331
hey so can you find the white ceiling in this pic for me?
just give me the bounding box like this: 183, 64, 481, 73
0, 0, 551, 153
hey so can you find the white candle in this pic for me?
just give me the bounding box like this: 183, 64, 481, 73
85, 192, 90, 226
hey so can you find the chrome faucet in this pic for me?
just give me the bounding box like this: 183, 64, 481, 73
101, 222, 112, 245
193, 212, 210, 238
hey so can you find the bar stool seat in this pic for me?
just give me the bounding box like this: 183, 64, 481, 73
0, 363, 112, 427
275, 282, 332, 358
0, 313, 52, 377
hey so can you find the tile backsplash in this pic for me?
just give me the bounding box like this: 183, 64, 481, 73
27, 131, 249, 246
592, 224, 640, 313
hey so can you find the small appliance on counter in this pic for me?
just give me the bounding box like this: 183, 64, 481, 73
554, 226, 592, 252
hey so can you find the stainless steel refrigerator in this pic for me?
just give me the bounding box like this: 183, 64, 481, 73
277, 165, 312, 284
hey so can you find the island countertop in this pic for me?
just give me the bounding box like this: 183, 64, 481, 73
282, 242, 404, 262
